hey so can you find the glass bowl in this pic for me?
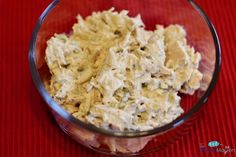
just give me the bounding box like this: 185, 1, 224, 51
29, 0, 221, 156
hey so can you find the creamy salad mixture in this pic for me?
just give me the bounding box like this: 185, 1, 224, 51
45, 8, 203, 131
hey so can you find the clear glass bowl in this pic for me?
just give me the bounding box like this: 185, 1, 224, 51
29, 0, 221, 156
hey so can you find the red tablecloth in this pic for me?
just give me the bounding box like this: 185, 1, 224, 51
1, 0, 236, 157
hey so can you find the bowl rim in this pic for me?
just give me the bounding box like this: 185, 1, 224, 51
29, 0, 221, 138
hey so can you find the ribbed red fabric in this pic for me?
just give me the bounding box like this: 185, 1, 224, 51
0, 0, 235, 157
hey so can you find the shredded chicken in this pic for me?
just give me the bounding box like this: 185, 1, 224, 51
45, 8, 203, 132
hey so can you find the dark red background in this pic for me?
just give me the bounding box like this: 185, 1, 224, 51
1, 0, 236, 157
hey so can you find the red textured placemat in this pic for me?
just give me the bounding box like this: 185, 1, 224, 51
0, 0, 236, 157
